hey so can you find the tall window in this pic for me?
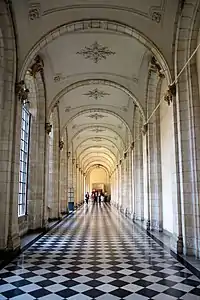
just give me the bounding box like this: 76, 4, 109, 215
18, 105, 30, 216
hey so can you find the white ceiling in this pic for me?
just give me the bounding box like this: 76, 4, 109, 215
11, 0, 179, 173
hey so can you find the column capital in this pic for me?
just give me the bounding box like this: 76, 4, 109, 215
45, 122, 52, 134
59, 140, 64, 150
164, 83, 176, 106
15, 80, 29, 104
30, 55, 44, 77
149, 56, 165, 78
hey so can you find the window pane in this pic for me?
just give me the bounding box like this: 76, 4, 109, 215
18, 106, 30, 217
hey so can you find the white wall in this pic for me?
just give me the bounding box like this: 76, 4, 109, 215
88, 168, 110, 192
160, 81, 176, 233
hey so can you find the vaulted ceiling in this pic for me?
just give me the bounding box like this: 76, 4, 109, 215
12, 0, 179, 175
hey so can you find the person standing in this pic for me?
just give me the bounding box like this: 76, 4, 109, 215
94, 191, 98, 203
85, 192, 89, 204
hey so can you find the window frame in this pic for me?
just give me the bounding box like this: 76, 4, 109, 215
18, 105, 31, 217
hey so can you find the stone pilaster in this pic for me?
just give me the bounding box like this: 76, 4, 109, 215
59, 132, 68, 214
173, 0, 200, 256
127, 149, 133, 214
133, 110, 144, 221
146, 70, 163, 231
73, 160, 77, 206
118, 164, 122, 208
0, 1, 20, 250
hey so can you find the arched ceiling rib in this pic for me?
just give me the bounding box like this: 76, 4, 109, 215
85, 161, 112, 174
80, 152, 116, 167
82, 155, 115, 169
86, 165, 109, 177
79, 147, 117, 164
72, 137, 122, 155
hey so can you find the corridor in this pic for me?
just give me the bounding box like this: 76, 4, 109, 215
0, 204, 200, 300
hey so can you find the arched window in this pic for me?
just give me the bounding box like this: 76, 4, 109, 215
18, 103, 30, 216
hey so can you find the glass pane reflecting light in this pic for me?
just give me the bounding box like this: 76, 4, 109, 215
18, 106, 30, 216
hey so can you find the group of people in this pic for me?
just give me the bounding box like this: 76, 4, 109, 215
85, 190, 109, 204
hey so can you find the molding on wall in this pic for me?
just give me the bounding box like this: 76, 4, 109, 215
41, 1, 166, 24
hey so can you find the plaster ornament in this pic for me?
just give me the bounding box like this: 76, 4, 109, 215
91, 128, 105, 133
88, 113, 106, 120
29, 5, 40, 21
77, 41, 115, 63
92, 137, 102, 142
151, 11, 162, 23
83, 88, 110, 100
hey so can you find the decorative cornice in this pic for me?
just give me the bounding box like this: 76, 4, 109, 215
42, 4, 165, 24
77, 41, 115, 63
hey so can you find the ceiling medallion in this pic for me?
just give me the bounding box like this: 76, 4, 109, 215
87, 113, 106, 120
91, 128, 105, 133
83, 88, 110, 100
77, 41, 115, 63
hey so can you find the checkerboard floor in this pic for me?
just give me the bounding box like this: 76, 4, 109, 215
0, 203, 200, 299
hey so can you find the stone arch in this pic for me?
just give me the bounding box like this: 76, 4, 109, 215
49, 79, 145, 122
80, 151, 116, 167
86, 165, 110, 177
85, 161, 112, 173
82, 155, 115, 170
172, 0, 200, 256
78, 145, 117, 161
19, 19, 172, 86
63, 105, 132, 140
70, 125, 125, 148
73, 137, 122, 154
